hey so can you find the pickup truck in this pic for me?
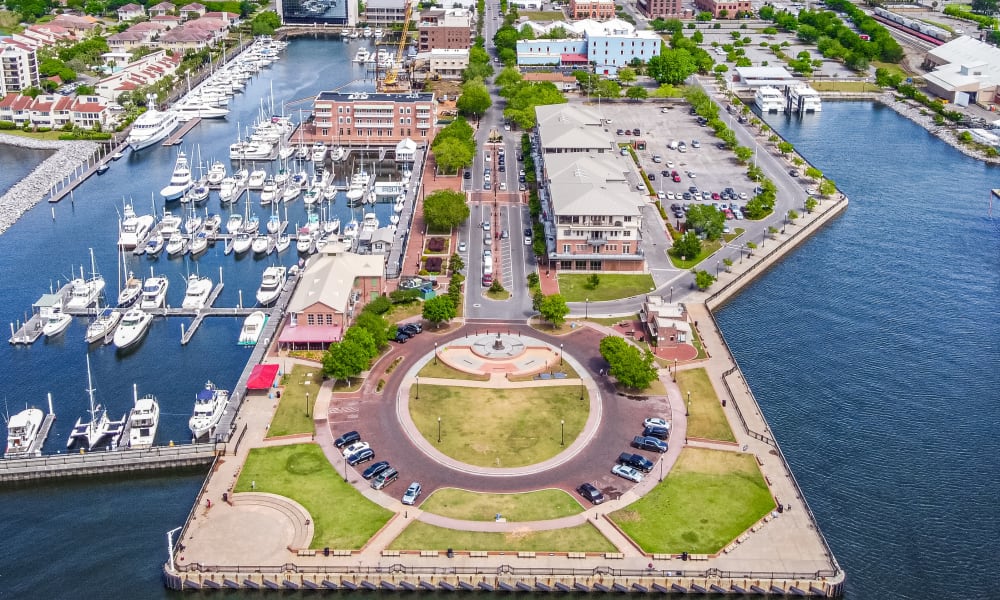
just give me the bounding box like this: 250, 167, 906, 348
617, 452, 654, 473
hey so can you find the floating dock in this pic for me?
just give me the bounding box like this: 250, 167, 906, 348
180, 283, 225, 345
162, 118, 202, 146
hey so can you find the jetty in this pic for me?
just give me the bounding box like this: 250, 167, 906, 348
8, 282, 74, 345
0, 443, 217, 483
163, 118, 202, 146
180, 282, 225, 344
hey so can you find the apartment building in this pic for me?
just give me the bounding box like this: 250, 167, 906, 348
0, 40, 40, 96
311, 91, 436, 146
364, 0, 409, 26
693, 0, 752, 18
569, 0, 615, 21
418, 8, 474, 52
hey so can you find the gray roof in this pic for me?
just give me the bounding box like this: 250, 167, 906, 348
366, 0, 407, 9
544, 152, 642, 217
535, 104, 612, 151
288, 244, 384, 314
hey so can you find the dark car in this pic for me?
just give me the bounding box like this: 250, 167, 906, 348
498, 163, 506, 172
661, 170, 670, 177
334, 430, 361, 448
347, 448, 375, 466
518, 174, 526, 183
463, 170, 471, 180
642, 425, 670, 440
576, 482, 605, 505
371, 467, 399, 490
394, 331, 410, 343
616, 128, 624, 135
618, 452, 655, 473
524, 228, 532, 238
401, 323, 422, 336
362, 460, 391, 480
632, 128, 640, 135
633, 436, 668, 453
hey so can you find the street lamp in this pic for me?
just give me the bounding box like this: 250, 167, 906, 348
715, 260, 720, 277
415, 376, 419, 400
669, 286, 673, 303
434, 341, 438, 365
343, 453, 348, 482
437, 416, 441, 443
560, 419, 565, 446
585, 297, 589, 319
659, 459, 664, 482
305, 391, 310, 418
687, 391, 691, 416
560, 343, 564, 366
673, 358, 677, 382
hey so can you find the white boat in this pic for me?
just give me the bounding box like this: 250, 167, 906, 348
126, 390, 159, 450
323, 217, 341, 235
206, 160, 227, 185
393, 196, 405, 213
255, 266, 287, 306
242, 213, 260, 234
363, 26, 372, 38
85, 308, 121, 344
251, 234, 273, 255
345, 181, 365, 205
353, 48, 370, 63
229, 140, 273, 160
165, 231, 188, 257
118, 203, 155, 249
186, 181, 210, 203
281, 184, 301, 203
67, 357, 125, 450
118, 271, 142, 308
303, 186, 320, 205
311, 142, 327, 163
5, 407, 44, 458
173, 101, 229, 121
295, 145, 309, 160
360, 212, 379, 234
111, 150, 125, 161
126, 99, 178, 151
203, 213, 221, 238
113, 307, 153, 350
188, 381, 230, 439
330, 146, 346, 161
290, 170, 308, 189
226, 213, 244, 234
374, 28, 383, 39
139, 275, 169, 309
144, 233, 165, 256
189, 231, 209, 256
265, 213, 282, 235
754, 85, 785, 113
160, 151, 194, 201
181, 274, 213, 310
274, 169, 290, 187
248, 169, 267, 189
275, 234, 291, 253
184, 211, 203, 235
260, 177, 278, 204
389, 214, 400, 225
788, 84, 822, 113
295, 227, 313, 253
238, 310, 268, 346
232, 232, 253, 254
233, 168, 249, 187
219, 177, 239, 203
41, 302, 72, 337
342, 218, 359, 239
65, 249, 106, 310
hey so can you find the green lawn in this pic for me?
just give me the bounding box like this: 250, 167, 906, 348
0, 128, 67, 141
417, 359, 490, 381
519, 10, 565, 20
809, 80, 883, 93
557, 274, 655, 302
668, 240, 722, 269
676, 368, 735, 442
388, 521, 614, 552
611, 448, 775, 554
420, 488, 583, 521
268, 364, 321, 438
235, 444, 393, 549
486, 288, 511, 300
410, 384, 589, 467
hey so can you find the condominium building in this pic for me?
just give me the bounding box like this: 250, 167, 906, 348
0, 41, 40, 96
418, 8, 475, 52
311, 91, 436, 146
365, 0, 408, 26
516, 19, 661, 77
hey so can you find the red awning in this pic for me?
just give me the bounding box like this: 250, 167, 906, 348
277, 324, 342, 344
247, 363, 280, 390
560, 53, 589, 63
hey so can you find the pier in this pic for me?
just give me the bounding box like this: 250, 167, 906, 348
163, 118, 202, 146
47, 143, 122, 204
0, 443, 217, 483
180, 282, 225, 344
8, 282, 74, 345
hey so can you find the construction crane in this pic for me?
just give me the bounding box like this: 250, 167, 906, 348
379, 2, 412, 92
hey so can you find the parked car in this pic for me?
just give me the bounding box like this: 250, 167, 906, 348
576, 482, 605, 505
632, 128, 640, 135
342, 441, 370, 458
371, 467, 399, 490
463, 170, 471, 180
642, 425, 670, 440
652, 155, 662, 163
362, 460, 391, 480
334, 430, 361, 449
402, 482, 422, 505
612, 464, 643, 483
394, 331, 410, 344
618, 452, 655, 473
458, 241, 467, 253
648, 173, 655, 181
633, 436, 668, 453
482, 221, 491, 232
348, 448, 375, 466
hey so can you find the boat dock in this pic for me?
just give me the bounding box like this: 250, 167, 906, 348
28, 413, 57, 456
163, 118, 202, 146
0, 443, 217, 483
180, 283, 225, 345
8, 282, 75, 345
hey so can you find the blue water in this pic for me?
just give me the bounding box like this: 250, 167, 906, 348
0, 144, 53, 197
717, 103, 1000, 599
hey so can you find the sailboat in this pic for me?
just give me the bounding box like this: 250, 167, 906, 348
67, 356, 125, 451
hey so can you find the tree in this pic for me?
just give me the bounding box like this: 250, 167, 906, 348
495, 66, 522, 90
239, 0, 254, 17
594, 79, 620, 99
723, 258, 733, 272
432, 136, 474, 173
671, 231, 701, 260
599, 336, 657, 390
250, 10, 281, 35
625, 85, 648, 101
532, 288, 545, 311
423, 189, 470, 231
449, 252, 464, 274
647, 48, 697, 85
777, 141, 794, 155
323, 339, 369, 385
819, 179, 837, 197
456, 78, 491, 118
538, 294, 569, 327
693, 269, 716, 290
805, 197, 818, 213
354, 310, 392, 349
343, 326, 378, 362
617, 67, 636, 84
734, 145, 753, 164
489, 278, 504, 294
971, 0, 997, 14
422, 295, 456, 328
804, 166, 823, 180
685, 204, 725, 240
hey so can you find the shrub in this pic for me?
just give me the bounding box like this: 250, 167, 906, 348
427, 237, 446, 252
425, 257, 443, 273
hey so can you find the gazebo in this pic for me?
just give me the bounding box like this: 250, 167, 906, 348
395, 137, 416, 163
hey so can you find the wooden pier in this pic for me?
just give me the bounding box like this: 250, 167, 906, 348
180, 283, 225, 345
163, 118, 202, 146
47, 143, 125, 204
0, 443, 217, 483
8, 282, 74, 345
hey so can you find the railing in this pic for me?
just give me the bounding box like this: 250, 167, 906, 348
0, 443, 216, 472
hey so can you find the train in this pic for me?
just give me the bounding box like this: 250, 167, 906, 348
871, 7, 953, 46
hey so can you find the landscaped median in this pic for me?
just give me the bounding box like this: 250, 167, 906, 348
387, 521, 615, 553
235, 444, 393, 549
610, 447, 775, 555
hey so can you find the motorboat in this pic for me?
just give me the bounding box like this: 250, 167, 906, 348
311, 142, 327, 163
275, 234, 291, 253
206, 160, 227, 185
111, 150, 125, 161
393, 196, 405, 213
374, 28, 384, 39
330, 146, 345, 162
218, 177, 239, 203
160, 152, 194, 201
113, 307, 153, 350
65, 258, 106, 311
172, 100, 229, 121
251, 234, 273, 255
290, 170, 308, 189
232, 232, 253, 254
229, 140, 273, 160
281, 184, 301, 203
295, 145, 309, 160
5, 407, 45, 458
67, 356, 125, 451
353, 48, 370, 63
118, 271, 142, 308
118, 203, 155, 249
233, 168, 249, 188
126, 392, 159, 450
342, 218, 359, 239
165, 231, 188, 257
389, 214, 400, 225
788, 84, 822, 113
189, 231, 209, 256
274, 169, 290, 187
238, 311, 268, 346
226, 213, 244, 234
314, 234, 329, 252
188, 381, 230, 439
248, 169, 267, 189
255, 266, 286, 306
85, 308, 121, 344
203, 213, 222, 238
260, 176, 278, 205
295, 227, 313, 253
184, 211, 203, 235
185, 181, 210, 203
139, 275, 169, 309
363, 26, 372, 38
181, 274, 213, 310
160, 210, 182, 234
126, 100, 178, 151
360, 212, 379, 234
144, 233, 165, 256
754, 85, 785, 113
42, 303, 72, 338
323, 217, 341, 235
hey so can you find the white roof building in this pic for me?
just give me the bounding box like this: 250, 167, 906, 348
922, 37, 1000, 105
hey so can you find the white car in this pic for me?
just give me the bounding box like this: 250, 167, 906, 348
458, 241, 467, 252
499, 182, 507, 191
688, 171, 697, 178
739, 192, 748, 200
657, 191, 666, 200
612, 464, 643, 483
483, 249, 492, 261
342, 441, 370, 458
665, 161, 674, 168
644, 417, 670, 430
483, 221, 491, 232
402, 482, 422, 505
666, 191, 675, 201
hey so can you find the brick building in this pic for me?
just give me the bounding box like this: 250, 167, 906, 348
569, 0, 616, 21
418, 8, 475, 52
693, 0, 752, 18
636, 0, 685, 19
311, 91, 436, 146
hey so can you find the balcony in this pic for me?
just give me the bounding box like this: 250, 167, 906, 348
587, 237, 608, 247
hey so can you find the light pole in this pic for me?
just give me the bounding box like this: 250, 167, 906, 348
585, 297, 589, 319
560, 419, 565, 446
434, 341, 438, 365
669, 286, 673, 303
305, 391, 310, 418
560, 343, 564, 366
415, 376, 419, 400
659, 459, 664, 482
715, 260, 720, 277
437, 416, 441, 443
673, 358, 677, 382
687, 391, 691, 416
343, 453, 348, 482
580, 382, 585, 401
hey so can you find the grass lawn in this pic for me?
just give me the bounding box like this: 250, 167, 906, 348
388, 521, 614, 552
588, 314, 639, 326
418, 359, 490, 381
420, 488, 583, 521
519, 10, 565, 20
871, 61, 914, 80
808, 80, 882, 93
558, 274, 655, 302
669, 240, 722, 269
387, 301, 424, 324
611, 448, 775, 554
410, 384, 589, 467
0, 128, 67, 141
268, 364, 321, 437
676, 368, 735, 442
485, 288, 511, 300
235, 444, 392, 549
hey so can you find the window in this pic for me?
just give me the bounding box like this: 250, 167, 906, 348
623, 244, 630, 254
307, 314, 315, 325
562, 244, 571, 253
560, 260, 573, 270
590, 260, 602, 270
575, 260, 588, 270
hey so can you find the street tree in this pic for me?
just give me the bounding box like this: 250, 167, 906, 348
805, 197, 818, 212
686, 204, 725, 240
354, 311, 392, 349
734, 145, 754, 163
343, 325, 378, 362
647, 48, 697, 85
599, 336, 657, 390
422, 295, 456, 328
671, 231, 702, 260
431, 137, 474, 173
456, 78, 492, 118
495, 66, 523, 91
423, 189, 471, 231
819, 178, 838, 196
617, 67, 636, 84
449, 252, 464, 274
625, 85, 648, 101
777, 141, 794, 155
693, 269, 716, 290
538, 294, 569, 328
322, 338, 369, 386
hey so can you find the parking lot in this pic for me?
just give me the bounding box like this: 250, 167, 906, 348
597, 102, 759, 229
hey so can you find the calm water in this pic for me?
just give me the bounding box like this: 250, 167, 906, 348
0, 59, 996, 597
0, 144, 53, 197
718, 103, 1000, 599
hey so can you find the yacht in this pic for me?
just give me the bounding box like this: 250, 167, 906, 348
342, 218, 359, 240
251, 234, 274, 255
311, 142, 328, 163
275, 233, 291, 253
65, 250, 106, 311
255, 266, 287, 306
248, 169, 267, 189
160, 152, 194, 201
188, 381, 230, 439
139, 275, 169, 309
184, 211, 203, 235
113, 307, 153, 350
118, 203, 155, 250
189, 231, 208, 256
363, 26, 372, 38
353, 48, 370, 63
373, 28, 384, 39
232, 232, 254, 255
144, 233, 165, 257
67, 357, 125, 451
85, 308, 122, 344
226, 213, 244, 234
788, 84, 822, 113
233, 168, 249, 189
206, 160, 227, 185
181, 274, 213, 310
41, 303, 72, 338
126, 102, 178, 151
260, 176, 278, 205
229, 140, 273, 161
238, 311, 268, 346
219, 176, 239, 203
281, 183, 301, 203
393, 195, 405, 213
754, 85, 785, 113
295, 227, 313, 253
203, 214, 221, 238
5, 407, 45, 458
360, 212, 379, 234
274, 169, 290, 187
172, 101, 229, 121
165, 231, 188, 257
126, 392, 159, 449
118, 271, 142, 307
185, 180, 210, 203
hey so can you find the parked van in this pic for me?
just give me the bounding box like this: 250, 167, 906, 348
371, 467, 399, 490
668, 140, 679, 150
